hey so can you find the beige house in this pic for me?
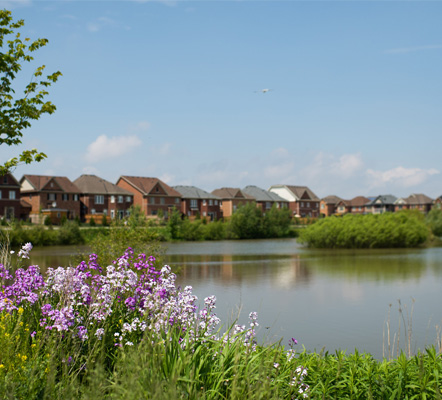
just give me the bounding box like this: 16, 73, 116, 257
211, 187, 255, 218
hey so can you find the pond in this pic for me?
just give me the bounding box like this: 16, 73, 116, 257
29, 239, 442, 359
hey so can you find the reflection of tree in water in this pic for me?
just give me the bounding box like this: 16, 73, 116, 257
169, 253, 312, 289
300, 247, 442, 282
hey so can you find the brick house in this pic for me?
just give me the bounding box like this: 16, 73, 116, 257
268, 185, 320, 218
0, 173, 21, 221
116, 176, 181, 218
319, 195, 343, 217
364, 195, 397, 214
242, 185, 289, 213
74, 174, 134, 223
433, 196, 442, 210
394, 193, 433, 213
211, 188, 255, 218
348, 196, 370, 214
19, 175, 81, 224
173, 185, 221, 221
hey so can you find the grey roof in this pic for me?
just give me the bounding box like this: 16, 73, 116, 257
404, 193, 433, 205
366, 194, 397, 206
74, 175, 133, 196
173, 185, 220, 200
242, 185, 287, 202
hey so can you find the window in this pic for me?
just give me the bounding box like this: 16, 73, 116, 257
301, 202, 304, 207
160, 197, 165, 205
9, 191, 15, 200
91, 209, 96, 214
0, 191, 2, 199
321, 203, 325, 209
214, 200, 218, 206
47, 193, 56, 201
203, 212, 207, 216
62, 194, 69, 201
149, 197, 155, 205
175, 198, 180, 204
118, 196, 123, 203
103, 209, 108, 215
209, 199, 213, 206
73, 194, 79, 201
111, 210, 115, 219
126, 196, 131, 202
95, 195, 104, 204
151, 210, 157, 215
266, 202, 271, 209
307, 202, 310, 207
110, 195, 115, 203
3, 176, 7, 184
202, 200, 207, 206
190, 199, 198, 208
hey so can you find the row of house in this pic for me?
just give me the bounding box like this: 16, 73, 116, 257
320, 193, 441, 217
1, 172, 440, 224
0, 173, 323, 224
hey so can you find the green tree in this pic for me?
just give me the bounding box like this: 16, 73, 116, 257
229, 202, 264, 239
0, 10, 62, 175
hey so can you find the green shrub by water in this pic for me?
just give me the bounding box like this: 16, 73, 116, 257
298, 211, 429, 249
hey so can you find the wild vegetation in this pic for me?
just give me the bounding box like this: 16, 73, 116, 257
1, 243, 441, 399
298, 211, 430, 249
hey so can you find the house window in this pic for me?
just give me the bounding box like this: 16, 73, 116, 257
73, 194, 79, 201
307, 202, 310, 208
110, 195, 115, 203
301, 202, 304, 207
209, 199, 213, 206
214, 200, 218, 206
149, 197, 155, 205
203, 200, 207, 206
91, 209, 96, 214
103, 209, 108, 215
160, 198, 165, 205
321, 204, 325, 209
62, 194, 69, 201
118, 196, 123, 203
190, 199, 198, 208
3, 176, 7, 184
47, 193, 56, 201
126, 196, 131, 202
203, 211, 207, 217
0, 191, 2, 199
152, 210, 157, 215
111, 210, 115, 219
9, 191, 15, 200
95, 195, 104, 204
266, 202, 271, 209
175, 198, 180, 204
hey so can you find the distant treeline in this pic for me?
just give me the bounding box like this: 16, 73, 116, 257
3, 203, 299, 248
298, 210, 434, 249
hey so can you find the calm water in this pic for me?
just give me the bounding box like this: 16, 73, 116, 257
29, 239, 442, 359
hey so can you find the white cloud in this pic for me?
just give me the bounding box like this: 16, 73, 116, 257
384, 44, 442, 54
160, 172, 175, 184
366, 166, 439, 188
0, 0, 31, 9
87, 16, 130, 33
85, 134, 142, 163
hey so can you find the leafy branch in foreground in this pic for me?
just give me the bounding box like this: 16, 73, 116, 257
0, 9, 62, 175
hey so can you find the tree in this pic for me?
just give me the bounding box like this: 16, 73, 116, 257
0, 10, 62, 175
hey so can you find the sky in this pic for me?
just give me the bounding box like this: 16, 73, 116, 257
1, 0, 442, 200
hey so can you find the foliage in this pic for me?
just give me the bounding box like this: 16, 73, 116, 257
263, 204, 293, 238
426, 208, 442, 237
299, 211, 430, 249
89, 217, 96, 227
167, 206, 182, 240
126, 205, 145, 228
229, 202, 264, 239
0, 10, 62, 175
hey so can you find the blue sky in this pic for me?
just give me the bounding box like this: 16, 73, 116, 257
2, 0, 442, 199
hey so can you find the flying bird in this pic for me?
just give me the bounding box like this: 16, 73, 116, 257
254, 88, 273, 94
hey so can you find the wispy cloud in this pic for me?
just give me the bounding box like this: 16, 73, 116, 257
366, 166, 439, 188
85, 134, 142, 163
0, 0, 31, 9
87, 16, 130, 33
384, 44, 442, 54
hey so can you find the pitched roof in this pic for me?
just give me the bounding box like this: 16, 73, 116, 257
349, 196, 371, 207
20, 175, 80, 193
118, 176, 181, 197
211, 187, 255, 200
366, 194, 397, 205
173, 185, 220, 200
321, 195, 343, 205
270, 185, 320, 201
242, 185, 286, 202
74, 175, 132, 196
404, 193, 433, 205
